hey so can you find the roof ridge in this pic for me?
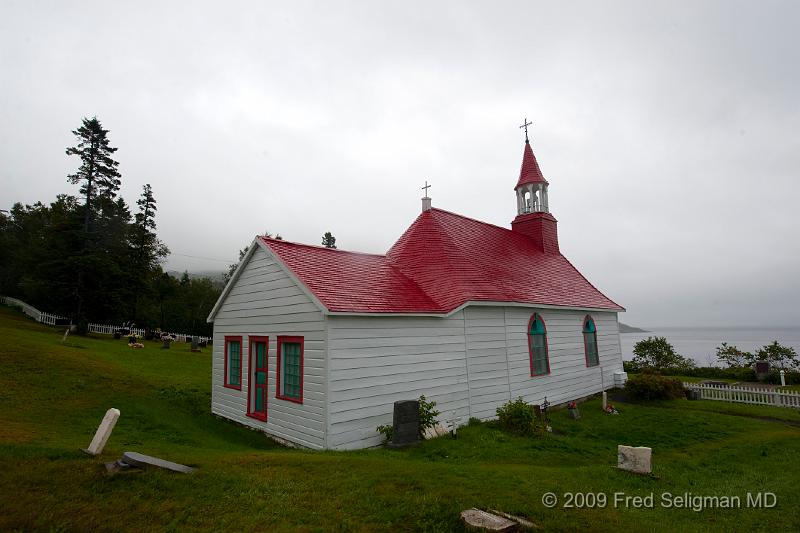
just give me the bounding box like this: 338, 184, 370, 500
427, 207, 515, 233
260, 236, 386, 258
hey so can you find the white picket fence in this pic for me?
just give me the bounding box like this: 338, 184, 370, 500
0, 296, 68, 325
2, 295, 210, 343
684, 382, 800, 409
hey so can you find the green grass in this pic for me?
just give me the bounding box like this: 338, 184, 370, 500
1, 306, 799, 532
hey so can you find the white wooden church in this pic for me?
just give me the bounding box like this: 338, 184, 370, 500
207, 134, 626, 450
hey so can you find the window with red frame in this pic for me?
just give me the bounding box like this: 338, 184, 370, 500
224, 336, 242, 389
528, 314, 550, 376
277, 336, 303, 403
583, 317, 599, 367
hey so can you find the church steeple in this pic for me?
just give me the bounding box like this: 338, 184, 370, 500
511, 122, 559, 253
515, 138, 550, 215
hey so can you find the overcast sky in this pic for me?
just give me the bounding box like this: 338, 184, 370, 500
1, 1, 798, 327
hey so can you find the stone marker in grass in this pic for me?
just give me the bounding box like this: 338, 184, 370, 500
387, 400, 420, 448
121, 451, 195, 473
460, 509, 517, 532
617, 445, 652, 474
82, 408, 120, 456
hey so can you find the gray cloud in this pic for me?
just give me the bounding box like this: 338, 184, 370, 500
2, 0, 798, 327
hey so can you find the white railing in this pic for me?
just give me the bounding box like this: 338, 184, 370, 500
684, 382, 800, 409
3, 295, 210, 343
1, 295, 44, 321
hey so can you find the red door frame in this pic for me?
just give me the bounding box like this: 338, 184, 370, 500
247, 336, 269, 421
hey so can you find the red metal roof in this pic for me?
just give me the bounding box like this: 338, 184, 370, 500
259, 208, 623, 314
515, 141, 549, 188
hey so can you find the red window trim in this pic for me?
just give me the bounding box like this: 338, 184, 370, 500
583, 315, 600, 368
527, 313, 551, 377
276, 336, 304, 404
247, 336, 269, 421
223, 335, 243, 390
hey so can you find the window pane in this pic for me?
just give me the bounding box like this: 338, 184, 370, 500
282, 342, 301, 399
228, 340, 241, 385
584, 332, 598, 366
256, 342, 266, 368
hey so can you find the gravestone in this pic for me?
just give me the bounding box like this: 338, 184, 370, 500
83, 408, 120, 456
617, 445, 652, 474
460, 509, 516, 532
755, 361, 769, 382
121, 451, 194, 473
191, 336, 200, 352
162, 338, 171, 349
387, 400, 420, 448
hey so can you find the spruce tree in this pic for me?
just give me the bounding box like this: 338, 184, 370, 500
66, 117, 122, 234
65, 117, 122, 325
322, 231, 337, 249
130, 184, 168, 322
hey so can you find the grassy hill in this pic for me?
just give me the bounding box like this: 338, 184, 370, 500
0, 306, 798, 532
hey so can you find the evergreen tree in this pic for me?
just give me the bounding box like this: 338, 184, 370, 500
322, 231, 337, 249
65, 117, 121, 234
65, 117, 123, 324
130, 184, 169, 322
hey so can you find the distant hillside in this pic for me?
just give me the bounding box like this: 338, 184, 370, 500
619, 322, 649, 333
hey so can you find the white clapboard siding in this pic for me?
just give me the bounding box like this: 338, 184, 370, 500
327, 312, 470, 449
504, 308, 623, 405
211, 246, 327, 450
325, 306, 623, 449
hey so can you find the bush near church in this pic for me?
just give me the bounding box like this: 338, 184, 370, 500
629, 336, 695, 373
624, 374, 686, 401
496, 397, 539, 436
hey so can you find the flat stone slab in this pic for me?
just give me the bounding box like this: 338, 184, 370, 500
618, 445, 652, 474
460, 508, 517, 532
121, 451, 195, 473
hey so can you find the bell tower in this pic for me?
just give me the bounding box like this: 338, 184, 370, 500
511, 119, 559, 253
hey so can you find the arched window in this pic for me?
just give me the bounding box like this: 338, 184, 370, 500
583, 316, 599, 367
528, 314, 550, 376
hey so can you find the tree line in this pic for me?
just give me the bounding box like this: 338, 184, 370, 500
0, 117, 221, 336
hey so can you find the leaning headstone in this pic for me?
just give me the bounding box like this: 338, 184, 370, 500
617, 445, 652, 474
387, 400, 420, 448
82, 408, 120, 456
120, 451, 194, 473
460, 509, 516, 532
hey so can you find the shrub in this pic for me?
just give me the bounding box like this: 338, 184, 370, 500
624, 374, 685, 401
496, 397, 538, 436
764, 369, 800, 385
632, 337, 695, 372
417, 394, 440, 438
